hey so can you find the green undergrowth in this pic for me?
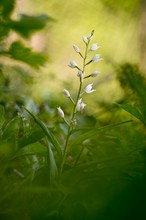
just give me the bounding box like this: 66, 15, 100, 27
0, 1, 146, 219
0, 62, 146, 219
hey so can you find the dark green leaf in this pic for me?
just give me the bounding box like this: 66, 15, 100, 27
47, 143, 58, 183
18, 128, 46, 148
0, 0, 15, 17
13, 142, 47, 158
12, 66, 33, 83
118, 64, 146, 100
9, 41, 47, 68
0, 105, 5, 128
25, 108, 63, 158
9, 14, 53, 38
70, 120, 133, 148
2, 117, 19, 141
0, 23, 10, 38
114, 102, 146, 126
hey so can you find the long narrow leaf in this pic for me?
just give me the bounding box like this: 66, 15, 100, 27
18, 128, 45, 148
47, 143, 58, 183
0, 105, 5, 129
12, 142, 47, 159
114, 102, 146, 126
70, 120, 133, 148
24, 108, 62, 157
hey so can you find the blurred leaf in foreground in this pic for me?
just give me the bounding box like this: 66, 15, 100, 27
9, 14, 53, 38
9, 41, 48, 68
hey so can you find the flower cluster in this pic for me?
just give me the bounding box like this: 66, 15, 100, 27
57, 30, 103, 124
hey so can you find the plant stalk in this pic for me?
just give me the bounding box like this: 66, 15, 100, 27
59, 40, 90, 174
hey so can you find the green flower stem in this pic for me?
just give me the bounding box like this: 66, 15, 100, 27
59, 40, 90, 175
63, 118, 70, 127
79, 52, 84, 58
85, 60, 92, 66
84, 74, 91, 79
76, 66, 81, 71
69, 96, 75, 105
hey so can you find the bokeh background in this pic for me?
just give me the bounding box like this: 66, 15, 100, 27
14, 0, 146, 106
1, 1, 146, 219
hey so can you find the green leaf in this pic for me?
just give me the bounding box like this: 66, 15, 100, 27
114, 102, 146, 126
0, 141, 15, 159
9, 14, 53, 38
2, 117, 19, 141
118, 63, 146, 116
70, 120, 133, 148
13, 142, 47, 158
12, 66, 33, 83
47, 143, 58, 183
0, 105, 5, 129
0, 21, 10, 38
18, 128, 46, 148
24, 108, 63, 158
9, 41, 47, 68
0, 0, 15, 17
118, 64, 146, 100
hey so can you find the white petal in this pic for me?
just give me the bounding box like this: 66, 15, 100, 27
57, 107, 64, 118
82, 36, 88, 43
91, 71, 100, 77
92, 54, 103, 62
76, 99, 82, 112
73, 44, 80, 53
85, 83, 96, 93
69, 60, 77, 68
76, 99, 86, 112
85, 83, 93, 92
77, 71, 82, 77
87, 34, 93, 40
80, 102, 86, 111
64, 89, 70, 97
90, 44, 100, 51
88, 89, 96, 93
77, 71, 84, 82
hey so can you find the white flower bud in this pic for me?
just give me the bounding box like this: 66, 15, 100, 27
77, 71, 82, 77
76, 99, 86, 112
64, 89, 70, 97
92, 54, 103, 62
90, 71, 100, 77
85, 83, 96, 93
87, 30, 94, 40
82, 36, 88, 43
87, 34, 93, 40
80, 102, 86, 111
77, 71, 84, 82
68, 60, 77, 68
57, 107, 64, 118
90, 44, 100, 51
73, 44, 80, 53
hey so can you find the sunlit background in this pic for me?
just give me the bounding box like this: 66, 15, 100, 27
1, 2, 146, 219
14, 0, 145, 108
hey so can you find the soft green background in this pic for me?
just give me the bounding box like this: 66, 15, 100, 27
15, 0, 144, 103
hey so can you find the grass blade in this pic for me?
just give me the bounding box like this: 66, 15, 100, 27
24, 108, 62, 158
47, 143, 58, 183
114, 102, 146, 126
70, 120, 133, 148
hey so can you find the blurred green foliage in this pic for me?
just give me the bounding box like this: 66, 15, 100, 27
0, 0, 146, 220
0, 0, 50, 66
0, 62, 146, 219
0, 0, 53, 118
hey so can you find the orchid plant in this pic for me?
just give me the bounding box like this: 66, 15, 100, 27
57, 30, 103, 173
